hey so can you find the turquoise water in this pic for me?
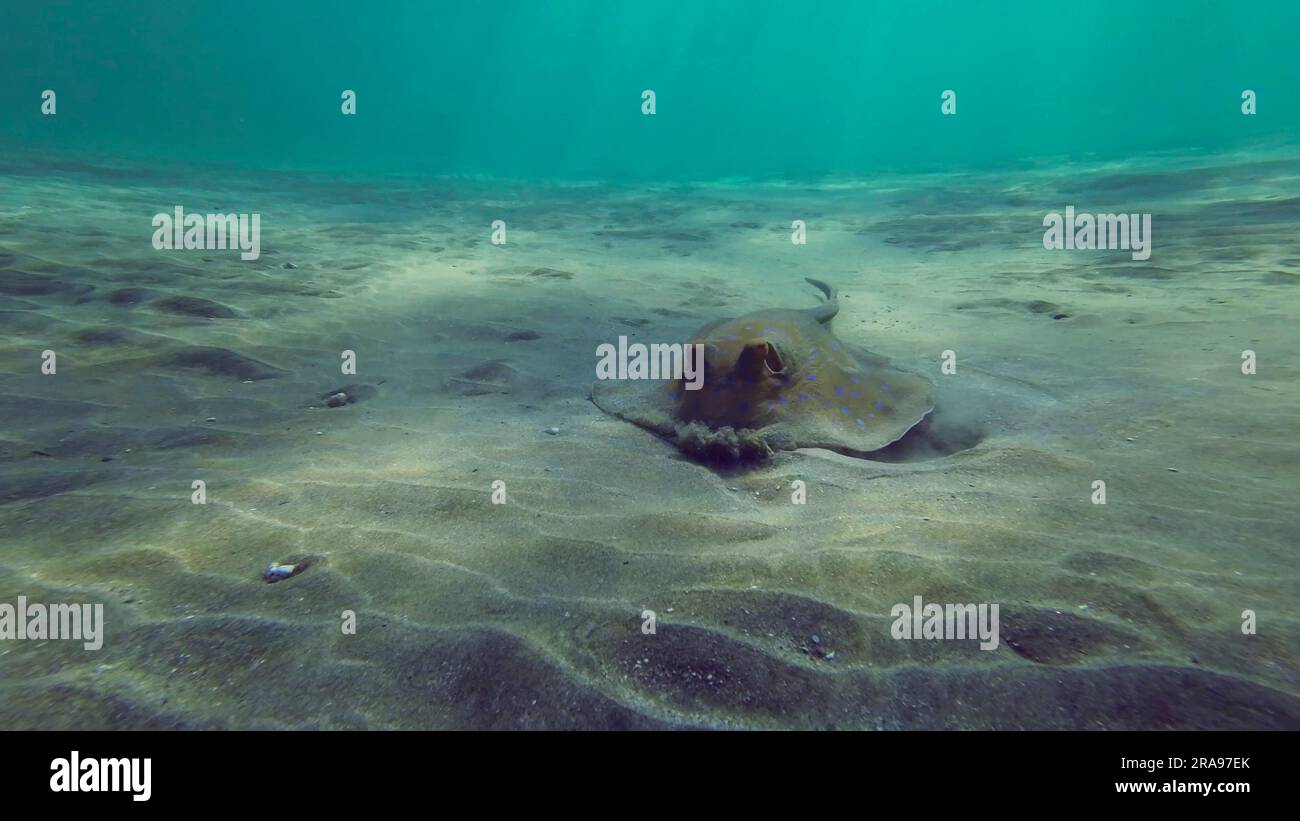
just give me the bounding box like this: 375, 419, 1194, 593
2, 2, 1299, 731
3, 0, 1297, 179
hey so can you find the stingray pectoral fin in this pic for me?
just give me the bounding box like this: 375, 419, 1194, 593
590, 377, 678, 436
773, 350, 936, 455
867, 369, 936, 445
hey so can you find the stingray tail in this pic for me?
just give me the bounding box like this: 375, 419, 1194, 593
804, 277, 839, 324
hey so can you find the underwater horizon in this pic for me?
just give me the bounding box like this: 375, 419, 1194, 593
1, 0, 1298, 737
3, 0, 1300, 181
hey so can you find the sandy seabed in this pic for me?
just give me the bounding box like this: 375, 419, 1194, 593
0, 148, 1297, 729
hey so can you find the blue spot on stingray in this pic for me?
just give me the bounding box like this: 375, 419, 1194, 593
778, 396, 789, 405
850, 389, 861, 399
834, 385, 845, 397
798, 392, 809, 401
855, 418, 865, 425
869, 412, 876, 418
806, 373, 816, 381
849, 374, 859, 384
668, 390, 679, 400
874, 401, 886, 410
840, 406, 850, 415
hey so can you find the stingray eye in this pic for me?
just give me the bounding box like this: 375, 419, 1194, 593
736, 339, 785, 383
764, 342, 786, 374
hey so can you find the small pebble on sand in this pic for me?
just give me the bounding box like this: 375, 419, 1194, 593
542, 426, 560, 435
262, 563, 297, 583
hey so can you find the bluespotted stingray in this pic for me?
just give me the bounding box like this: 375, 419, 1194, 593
591, 278, 935, 462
